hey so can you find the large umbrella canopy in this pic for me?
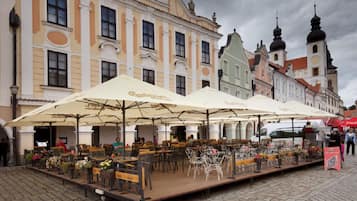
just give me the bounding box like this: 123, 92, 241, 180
244, 95, 303, 119
178, 87, 273, 139
284, 101, 336, 118
340, 118, 357, 128
180, 87, 271, 118
7, 75, 202, 154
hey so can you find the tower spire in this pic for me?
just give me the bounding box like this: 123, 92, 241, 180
314, 2, 316, 16
314, 2, 317, 16
276, 10, 279, 27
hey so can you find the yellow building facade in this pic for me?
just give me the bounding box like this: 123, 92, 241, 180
0, 0, 221, 157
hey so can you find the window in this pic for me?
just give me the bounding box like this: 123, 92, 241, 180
328, 80, 333, 90
175, 32, 185, 57
143, 21, 155, 49
176, 75, 186, 95
245, 71, 248, 83
101, 61, 117, 83
274, 54, 278, 61
312, 67, 319, 76
101, 6, 116, 39
48, 50, 67, 88
312, 45, 318, 53
47, 0, 67, 26
201, 41, 210, 64
223, 60, 228, 75
236, 90, 240, 97
143, 69, 155, 84
202, 80, 210, 88
235, 66, 239, 78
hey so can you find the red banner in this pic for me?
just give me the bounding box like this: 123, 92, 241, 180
324, 147, 341, 171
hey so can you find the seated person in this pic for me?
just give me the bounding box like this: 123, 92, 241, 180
55, 138, 67, 153
112, 137, 124, 155
171, 136, 178, 143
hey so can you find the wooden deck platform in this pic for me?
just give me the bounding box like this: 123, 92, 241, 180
28, 159, 323, 201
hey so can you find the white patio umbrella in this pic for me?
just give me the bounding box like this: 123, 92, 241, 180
8, 75, 201, 155
245, 95, 305, 143
283, 101, 336, 145
179, 87, 273, 139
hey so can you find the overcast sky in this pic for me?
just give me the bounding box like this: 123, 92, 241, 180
187, 0, 357, 107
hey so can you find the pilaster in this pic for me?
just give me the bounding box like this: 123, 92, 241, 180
126, 8, 134, 76
157, 125, 171, 144
186, 125, 198, 139
80, 0, 91, 90
18, 126, 35, 155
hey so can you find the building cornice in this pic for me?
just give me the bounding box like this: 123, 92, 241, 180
118, 0, 222, 39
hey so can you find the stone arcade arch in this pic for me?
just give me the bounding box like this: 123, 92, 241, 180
246, 122, 253, 140
0, 119, 11, 140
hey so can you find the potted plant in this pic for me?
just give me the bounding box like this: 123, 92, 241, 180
75, 159, 93, 182
32, 153, 41, 167
25, 152, 34, 166
254, 153, 263, 173
99, 159, 114, 188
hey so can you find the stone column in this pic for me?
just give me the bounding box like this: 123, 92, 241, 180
124, 125, 136, 146
18, 126, 35, 157
186, 125, 198, 140
209, 124, 219, 140
157, 125, 171, 144
225, 123, 236, 140
76, 126, 93, 145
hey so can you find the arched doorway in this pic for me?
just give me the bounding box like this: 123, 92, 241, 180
171, 126, 186, 142
34, 126, 56, 148
246, 123, 253, 140
0, 125, 9, 141
0, 119, 11, 140
222, 124, 227, 139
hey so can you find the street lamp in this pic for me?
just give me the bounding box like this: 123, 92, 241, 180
10, 8, 20, 165
218, 69, 223, 91
217, 69, 223, 139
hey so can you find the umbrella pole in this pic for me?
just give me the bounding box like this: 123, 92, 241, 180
76, 114, 80, 153
152, 118, 155, 144
49, 122, 53, 148
122, 101, 126, 157
291, 117, 295, 147
165, 123, 167, 141
238, 121, 242, 140
206, 110, 210, 140
258, 115, 261, 144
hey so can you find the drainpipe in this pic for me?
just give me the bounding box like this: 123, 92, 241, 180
9, 8, 20, 165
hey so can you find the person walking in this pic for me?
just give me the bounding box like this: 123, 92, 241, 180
345, 128, 356, 156
0, 138, 9, 166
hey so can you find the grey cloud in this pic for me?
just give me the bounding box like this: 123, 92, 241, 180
188, 0, 356, 106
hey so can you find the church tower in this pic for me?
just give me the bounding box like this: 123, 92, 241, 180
306, 4, 328, 89
269, 15, 286, 67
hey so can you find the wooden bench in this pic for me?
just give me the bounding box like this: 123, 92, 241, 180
114, 161, 145, 201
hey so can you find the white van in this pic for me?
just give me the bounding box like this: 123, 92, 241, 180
250, 119, 326, 145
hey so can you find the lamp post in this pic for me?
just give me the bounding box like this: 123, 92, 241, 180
218, 69, 223, 139
9, 8, 20, 166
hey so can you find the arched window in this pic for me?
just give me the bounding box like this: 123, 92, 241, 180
274, 54, 278, 61
312, 45, 318, 53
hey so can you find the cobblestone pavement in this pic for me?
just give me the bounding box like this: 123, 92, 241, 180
0, 167, 100, 201
188, 155, 357, 201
